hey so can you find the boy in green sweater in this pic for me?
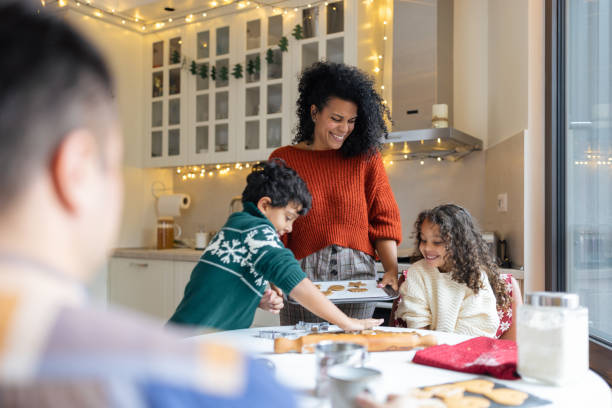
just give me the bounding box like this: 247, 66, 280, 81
169, 160, 383, 331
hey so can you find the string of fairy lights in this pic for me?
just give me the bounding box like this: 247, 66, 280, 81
42, 0, 341, 33
175, 162, 259, 181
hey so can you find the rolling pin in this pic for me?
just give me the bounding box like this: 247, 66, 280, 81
274, 330, 437, 353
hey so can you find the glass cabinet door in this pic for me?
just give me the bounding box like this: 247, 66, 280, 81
148, 34, 185, 165
247, 19, 261, 50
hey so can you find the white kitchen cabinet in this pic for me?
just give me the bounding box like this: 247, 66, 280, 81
144, 27, 190, 167
108, 258, 175, 321
108, 255, 284, 328
173, 260, 197, 310
144, 1, 356, 167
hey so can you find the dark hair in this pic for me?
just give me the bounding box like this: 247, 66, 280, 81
0, 2, 115, 212
413, 204, 510, 308
242, 159, 312, 215
293, 61, 390, 158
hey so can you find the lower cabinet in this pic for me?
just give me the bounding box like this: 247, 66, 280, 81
108, 258, 197, 323
108, 257, 281, 327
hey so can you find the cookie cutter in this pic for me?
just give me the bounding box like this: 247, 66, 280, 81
257, 330, 295, 339
295, 321, 330, 332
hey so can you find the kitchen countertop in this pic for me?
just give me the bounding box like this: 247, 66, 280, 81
112, 247, 204, 262
111, 248, 523, 280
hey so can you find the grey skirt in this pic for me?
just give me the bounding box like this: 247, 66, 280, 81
280, 245, 376, 325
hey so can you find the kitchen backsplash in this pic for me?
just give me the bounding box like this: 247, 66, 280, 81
171, 149, 495, 255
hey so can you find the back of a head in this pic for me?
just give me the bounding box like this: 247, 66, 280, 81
0, 2, 114, 213
242, 159, 312, 215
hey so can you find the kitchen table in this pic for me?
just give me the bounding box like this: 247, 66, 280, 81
189, 326, 611, 408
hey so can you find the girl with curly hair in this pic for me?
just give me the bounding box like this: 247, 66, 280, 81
395, 204, 510, 336
270, 61, 402, 325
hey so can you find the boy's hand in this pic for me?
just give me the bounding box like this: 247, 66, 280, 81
258, 289, 284, 313
377, 270, 398, 291
339, 317, 384, 332
270, 282, 283, 297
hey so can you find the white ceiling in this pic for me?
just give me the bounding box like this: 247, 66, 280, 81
92, 0, 282, 22
93, 0, 210, 21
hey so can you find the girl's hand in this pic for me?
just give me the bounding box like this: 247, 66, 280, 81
378, 270, 399, 291
339, 317, 384, 332
258, 289, 284, 313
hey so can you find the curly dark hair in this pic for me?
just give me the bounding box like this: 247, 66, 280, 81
242, 159, 312, 215
293, 61, 391, 157
413, 204, 510, 308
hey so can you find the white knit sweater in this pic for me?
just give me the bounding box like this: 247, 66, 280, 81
396, 259, 500, 337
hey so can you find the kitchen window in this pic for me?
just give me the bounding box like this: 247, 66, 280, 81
547, 0, 612, 384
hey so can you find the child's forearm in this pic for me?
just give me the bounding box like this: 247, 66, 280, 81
289, 279, 352, 328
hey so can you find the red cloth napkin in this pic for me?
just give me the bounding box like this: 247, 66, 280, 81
412, 336, 519, 380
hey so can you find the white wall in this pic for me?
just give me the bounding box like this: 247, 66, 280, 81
453, 0, 488, 145
65, 10, 174, 249
487, 0, 528, 147
454, 0, 528, 148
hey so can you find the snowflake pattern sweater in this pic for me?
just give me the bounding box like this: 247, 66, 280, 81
396, 259, 500, 337
168, 202, 306, 330
269, 146, 402, 259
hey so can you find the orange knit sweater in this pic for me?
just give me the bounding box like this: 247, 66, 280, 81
269, 146, 402, 260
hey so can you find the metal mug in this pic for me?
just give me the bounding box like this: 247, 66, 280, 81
314, 341, 367, 398
327, 365, 382, 408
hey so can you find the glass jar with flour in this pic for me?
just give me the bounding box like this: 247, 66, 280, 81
517, 292, 588, 385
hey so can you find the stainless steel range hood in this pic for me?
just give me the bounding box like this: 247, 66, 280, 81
382, 128, 483, 162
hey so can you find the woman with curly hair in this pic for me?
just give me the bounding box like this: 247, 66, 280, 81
269, 61, 402, 325
395, 204, 510, 336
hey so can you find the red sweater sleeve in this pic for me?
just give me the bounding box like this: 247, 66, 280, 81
365, 152, 402, 244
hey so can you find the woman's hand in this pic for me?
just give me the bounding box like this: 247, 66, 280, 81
378, 270, 399, 291
258, 289, 284, 313
338, 317, 384, 332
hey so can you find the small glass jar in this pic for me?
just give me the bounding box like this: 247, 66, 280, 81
157, 217, 179, 249
517, 292, 588, 385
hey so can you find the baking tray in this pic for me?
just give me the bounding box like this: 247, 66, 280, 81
287, 279, 399, 304
418, 377, 550, 407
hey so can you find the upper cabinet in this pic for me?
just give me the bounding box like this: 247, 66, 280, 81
145, 29, 189, 167
144, 1, 354, 167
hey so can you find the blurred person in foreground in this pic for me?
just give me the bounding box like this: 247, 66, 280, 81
0, 3, 295, 407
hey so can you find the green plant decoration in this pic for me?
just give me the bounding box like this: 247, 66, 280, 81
219, 66, 229, 81
190, 60, 197, 75
198, 63, 209, 79
171, 50, 181, 64
232, 63, 243, 79
246, 59, 255, 76
292, 24, 303, 40
211, 65, 217, 81
254, 55, 261, 73
278, 36, 289, 52
265, 48, 274, 64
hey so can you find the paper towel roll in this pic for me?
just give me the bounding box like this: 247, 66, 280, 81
157, 193, 191, 217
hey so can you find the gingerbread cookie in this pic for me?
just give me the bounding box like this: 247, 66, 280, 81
348, 281, 366, 287
321, 290, 333, 296
314, 284, 321, 289
327, 285, 345, 291
348, 288, 368, 292
423, 384, 465, 400
445, 396, 491, 408
452, 379, 495, 394
483, 388, 528, 406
